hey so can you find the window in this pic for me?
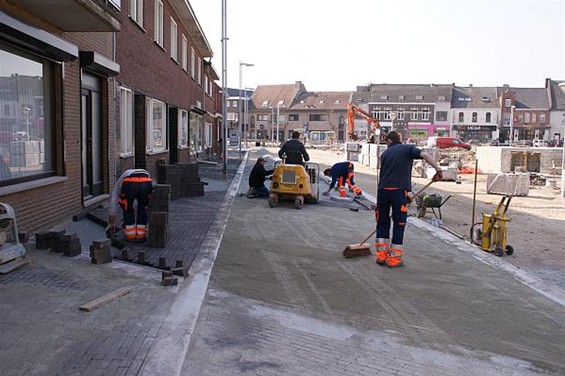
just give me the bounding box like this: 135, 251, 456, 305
261, 100, 269, 107
472, 112, 478, 123
197, 57, 201, 85
505, 98, 511, 108
154, 1, 164, 46
436, 111, 447, 121
540, 113, 547, 123
415, 95, 423, 100
146, 98, 167, 153
532, 112, 537, 123
458, 112, 464, 122
181, 35, 188, 71
438, 95, 446, 101
289, 114, 299, 121
179, 110, 188, 147
190, 47, 196, 78
170, 18, 178, 61
120, 88, 134, 156
257, 114, 269, 121
504, 113, 511, 125
422, 109, 430, 121
309, 114, 328, 121
129, 0, 143, 27
0, 46, 56, 185
411, 110, 418, 120
398, 95, 405, 100
189, 111, 203, 154
278, 100, 285, 106
397, 110, 405, 120
380, 95, 388, 100
486, 112, 491, 123
524, 112, 530, 123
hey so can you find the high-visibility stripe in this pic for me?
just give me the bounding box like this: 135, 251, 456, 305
124, 225, 136, 239
123, 176, 152, 183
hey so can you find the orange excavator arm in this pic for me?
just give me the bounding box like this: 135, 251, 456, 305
347, 102, 379, 141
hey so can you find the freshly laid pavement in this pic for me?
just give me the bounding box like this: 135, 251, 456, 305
0, 147, 564, 376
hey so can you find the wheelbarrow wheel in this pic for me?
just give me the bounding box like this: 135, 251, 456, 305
494, 246, 504, 257
505, 245, 514, 255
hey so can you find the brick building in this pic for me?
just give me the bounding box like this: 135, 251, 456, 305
0, 1, 120, 232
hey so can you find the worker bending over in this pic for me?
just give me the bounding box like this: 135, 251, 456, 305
107, 168, 154, 241
323, 161, 362, 197
376, 131, 443, 268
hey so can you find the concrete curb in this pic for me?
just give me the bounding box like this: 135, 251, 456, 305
139, 152, 249, 376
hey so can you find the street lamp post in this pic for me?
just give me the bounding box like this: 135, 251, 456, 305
276, 104, 280, 145
221, 0, 228, 176
239, 62, 253, 158
245, 86, 253, 148
509, 105, 516, 146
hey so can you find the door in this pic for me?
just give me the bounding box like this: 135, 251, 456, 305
81, 73, 103, 200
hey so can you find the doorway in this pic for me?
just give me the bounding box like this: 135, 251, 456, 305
81, 73, 103, 201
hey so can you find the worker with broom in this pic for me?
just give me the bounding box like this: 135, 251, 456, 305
375, 131, 443, 267
322, 161, 363, 197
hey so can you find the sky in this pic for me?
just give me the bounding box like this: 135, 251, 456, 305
189, 0, 565, 92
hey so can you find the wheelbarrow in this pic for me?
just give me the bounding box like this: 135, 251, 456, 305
415, 192, 452, 221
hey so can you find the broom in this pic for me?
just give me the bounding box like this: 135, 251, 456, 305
342, 179, 436, 258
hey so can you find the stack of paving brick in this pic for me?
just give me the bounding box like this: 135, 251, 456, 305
90, 239, 112, 264
35, 229, 82, 257
147, 184, 170, 248
156, 162, 204, 200
157, 163, 183, 199
179, 163, 205, 197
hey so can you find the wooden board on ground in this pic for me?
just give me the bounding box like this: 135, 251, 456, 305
79, 287, 132, 312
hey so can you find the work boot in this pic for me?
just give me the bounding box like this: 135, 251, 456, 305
386, 248, 404, 268
375, 241, 389, 265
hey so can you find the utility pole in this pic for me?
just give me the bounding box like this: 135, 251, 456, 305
221, 0, 228, 176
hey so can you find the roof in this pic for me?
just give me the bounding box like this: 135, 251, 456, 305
451, 86, 500, 109
353, 83, 453, 103
251, 82, 306, 111
549, 80, 565, 110
511, 87, 550, 109
290, 91, 351, 111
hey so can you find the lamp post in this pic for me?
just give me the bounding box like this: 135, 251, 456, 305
245, 86, 253, 148
276, 104, 280, 145
23, 106, 31, 140
239, 62, 253, 158
221, 0, 228, 176
509, 105, 516, 147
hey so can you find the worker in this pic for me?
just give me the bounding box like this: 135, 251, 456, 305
322, 161, 362, 197
247, 157, 274, 198
106, 168, 154, 242
278, 131, 309, 165
375, 131, 443, 268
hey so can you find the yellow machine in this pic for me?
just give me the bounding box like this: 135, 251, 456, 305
269, 161, 320, 209
474, 195, 515, 257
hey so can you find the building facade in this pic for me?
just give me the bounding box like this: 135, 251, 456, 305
0, 1, 120, 232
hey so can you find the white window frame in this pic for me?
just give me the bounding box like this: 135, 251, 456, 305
146, 98, 167, 153
422, 109, 430, 121
181, 35, 188, 71
179, 109, 189, 148
129, 0, 143, 27
397, 110, 405, 120
170, 18, 178, 61
505, 98, 511, 108
154, 0, 164, 46
120, 87, 134, 157
197, 56, 201, 85
411, 110, 418, 120
190, 47, 196, 78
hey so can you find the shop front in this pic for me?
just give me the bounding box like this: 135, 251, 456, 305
452, 124, 497, 143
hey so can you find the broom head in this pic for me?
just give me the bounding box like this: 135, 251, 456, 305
342, 243, 371, 258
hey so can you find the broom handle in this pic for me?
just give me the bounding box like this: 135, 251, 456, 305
358, 180, 433, 245
360, 228, 377, 245
412, 180, 434, 198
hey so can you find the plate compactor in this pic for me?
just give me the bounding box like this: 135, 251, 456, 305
0, 202, 29, 274
269, 161, 320, 209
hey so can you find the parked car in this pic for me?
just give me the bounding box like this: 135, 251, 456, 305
426, 136, 472, 150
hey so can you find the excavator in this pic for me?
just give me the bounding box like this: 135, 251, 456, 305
347, 102, 381, 142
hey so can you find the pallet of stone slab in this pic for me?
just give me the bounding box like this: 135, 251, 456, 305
179, 163, 200, 183
179, 181, 205, 197
486, 173, 529, 196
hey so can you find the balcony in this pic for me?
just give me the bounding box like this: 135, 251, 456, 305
8, 0, 121, 32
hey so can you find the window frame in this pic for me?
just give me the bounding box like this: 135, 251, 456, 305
120, 87, 134, 157
146, 98, 167, 153
154, 0, 164, 46
181, 34, 188, 71
170, 17, 178, 62
129, 0, 143, 27
179, 109, 188, 148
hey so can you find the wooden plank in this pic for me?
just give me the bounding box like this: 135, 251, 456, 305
79, 287, 132, 312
